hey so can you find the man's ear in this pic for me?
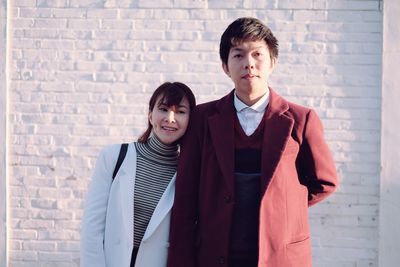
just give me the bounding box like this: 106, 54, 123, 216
270, 57, 277, 70
222, 62, 230, 77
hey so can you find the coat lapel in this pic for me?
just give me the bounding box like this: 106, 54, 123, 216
261, 89, 294, 191
208, 91, 236, 194
115, 144, 176, 243
142, 175, 175, 241
115, 143, 136, 243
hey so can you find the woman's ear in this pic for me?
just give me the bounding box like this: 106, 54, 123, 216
148, 112, 153, 126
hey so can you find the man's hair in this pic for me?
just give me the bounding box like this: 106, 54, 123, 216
219, 17, 279, 65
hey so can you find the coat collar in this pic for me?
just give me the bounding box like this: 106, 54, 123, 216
260, 89, 294, 191
142, 175, 175, 241
115, 143, 137, 244
208, 88, 294, 194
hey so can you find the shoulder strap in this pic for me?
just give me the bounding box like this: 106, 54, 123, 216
112, 143, 128, 181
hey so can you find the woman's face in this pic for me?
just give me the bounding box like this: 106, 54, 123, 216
149, 95, 191, 145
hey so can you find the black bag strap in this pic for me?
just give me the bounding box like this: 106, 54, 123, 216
112, 143, 128, 181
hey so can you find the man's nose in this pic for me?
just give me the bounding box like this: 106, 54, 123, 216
245, 55, 255, 69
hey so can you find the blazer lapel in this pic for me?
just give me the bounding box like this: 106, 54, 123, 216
261, 89, 294, 191
208, 91, 235, 194
142, 175, 176, 241
116, 143, 137, 243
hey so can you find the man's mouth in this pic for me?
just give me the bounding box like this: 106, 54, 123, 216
242, 74, 257, 79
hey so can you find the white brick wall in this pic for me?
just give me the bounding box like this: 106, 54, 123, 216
4, 0, 384, 266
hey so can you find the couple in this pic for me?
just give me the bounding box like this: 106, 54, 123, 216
80, 17, 338, 267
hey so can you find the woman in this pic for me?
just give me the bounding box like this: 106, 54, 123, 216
80, 82, 196, 267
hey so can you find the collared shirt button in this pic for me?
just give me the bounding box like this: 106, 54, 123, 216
224, 195, 232, 203
218, 256, 226, 264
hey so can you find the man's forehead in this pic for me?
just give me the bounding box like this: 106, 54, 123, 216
230, 40, 269, 50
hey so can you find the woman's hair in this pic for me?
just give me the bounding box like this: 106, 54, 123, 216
219, 17, 279, 65
138, 82, 196, 143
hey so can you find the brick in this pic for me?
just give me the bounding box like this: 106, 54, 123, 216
155, 9, 190, 19
137, 0, 173, 8
38, 251, 74, 261
52, 8, 86, 18
101, 19, 132, 29
11, 230, 38, 240
22, 241, 56, 251
277, 0, 313, 9
34, 18, 67, 28
173, 0, 206, 9
69, 0, 105, 8
68, 19, 99, 29
190, 10, 222, 20
37, 0, 67, 7
9, 250, 38, 261
119, 9, 153, 19
208, 0, 244, 9
10, 0, 36, 7
294, 10, 327, 21
243, 0, 277, 9
20, 8, 52, 18
57, 241, 80, 251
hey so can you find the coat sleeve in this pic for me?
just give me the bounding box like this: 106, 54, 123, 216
297, 109, 338, 206
167, 110, 202, 267
80, 146, 116, 267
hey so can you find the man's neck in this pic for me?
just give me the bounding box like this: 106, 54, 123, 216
235, 89, 268, 107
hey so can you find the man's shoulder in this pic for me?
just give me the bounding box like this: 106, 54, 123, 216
287, 100, 311, 115
192, 92, 233, 115
194, 99, 219, 113
270, 91, 314, 124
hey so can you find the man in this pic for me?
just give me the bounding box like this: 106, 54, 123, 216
167, 17, 338, 267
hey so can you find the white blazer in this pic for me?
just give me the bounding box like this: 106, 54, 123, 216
80, 143, 175, 267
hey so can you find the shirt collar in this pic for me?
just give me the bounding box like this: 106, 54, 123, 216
234, 89, 269, 113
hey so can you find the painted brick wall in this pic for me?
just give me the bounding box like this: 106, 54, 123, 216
7, 0, 382, 266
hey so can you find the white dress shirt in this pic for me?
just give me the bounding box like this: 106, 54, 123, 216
233, 90, 269, 136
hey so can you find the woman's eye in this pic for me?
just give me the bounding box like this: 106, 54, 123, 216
159, 107, 168, 112
233, 54, 242, 58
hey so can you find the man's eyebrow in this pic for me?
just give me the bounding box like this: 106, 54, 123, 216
231, 46, 264, 51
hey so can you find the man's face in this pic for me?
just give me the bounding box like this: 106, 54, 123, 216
222, 40, 275, 103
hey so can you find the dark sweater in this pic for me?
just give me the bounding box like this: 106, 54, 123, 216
229, 112, 265, 261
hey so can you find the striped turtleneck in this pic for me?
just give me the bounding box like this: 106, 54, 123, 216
133, 135, 179, 247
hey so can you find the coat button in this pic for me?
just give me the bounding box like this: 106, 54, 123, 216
218, 256, 225, 264
224, 195, 231, 203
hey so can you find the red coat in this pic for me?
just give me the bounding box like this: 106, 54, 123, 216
167, 89, 338, 267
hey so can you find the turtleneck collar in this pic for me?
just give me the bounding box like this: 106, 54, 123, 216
135, 135, 179, 166
147, 134, 179, 157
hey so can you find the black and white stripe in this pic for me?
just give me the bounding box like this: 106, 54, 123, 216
133, 136, 178, 247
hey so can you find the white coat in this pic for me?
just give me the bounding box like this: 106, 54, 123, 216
80, 143, 175, 267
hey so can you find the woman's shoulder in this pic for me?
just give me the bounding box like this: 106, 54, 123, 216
97, 143, 135, 166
